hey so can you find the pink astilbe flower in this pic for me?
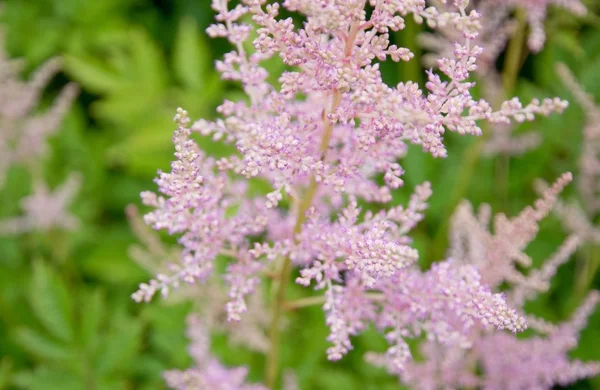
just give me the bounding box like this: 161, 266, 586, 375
484, 0, 586, 52
421, 1, 578, 157
0, 35, 78, 187
449, 172, 573, 289
164, 314, 268, 390
322, 278, 379, 360
136, 0, 571, 377
396, 174, 600, 389
0, 172, 81, 234
368, 259, 526, 373
399, 342, 479, 390
477, 292, 600, 390
0, 33, 80, 236
126, 204, 182, 272
556, 63, 600, 216
401, 292, 600, 390
126, 204, 271, 353
530, 65, 600, 248
420, 1, 515, 75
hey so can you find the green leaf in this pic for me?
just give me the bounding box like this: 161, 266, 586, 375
15, 328, 73, 362
12, 367, 84, 390
29, 261, 74, 342
95, 313, 143, 376
80, 226, 147, 285
79, 289, 105, 353
553, 31, 585, 59
173, 16, 209, 90
0, 358, 13, 389
142, 303, 192, 367
91, 89, 161, 125
63, 55, 124, 94
126, 29, 168, 93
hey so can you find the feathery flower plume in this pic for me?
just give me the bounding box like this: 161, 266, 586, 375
127, 204, 271, 353
484, 0, 586, 52
396, 174, 600, 389
164, 314, 268, 390
421, 1, 578, 157
135, 0, 570, 382
0, 173, 81, 234
556, 63, 600, 216
0, 32, 80, 235
0, 33, 78, 187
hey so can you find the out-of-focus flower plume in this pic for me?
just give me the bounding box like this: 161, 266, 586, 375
0, 32, 80, 235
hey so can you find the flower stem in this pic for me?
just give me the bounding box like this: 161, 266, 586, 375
265, 91, 342, 389
284, 292, 384, 310
395, 17, 422, 85
502, 8, 527, 96
265, 19, 360, 385
496, 8, 527, 212
574, 243, 600, 302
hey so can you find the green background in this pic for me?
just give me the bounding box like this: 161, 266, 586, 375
1, 0, 600, 388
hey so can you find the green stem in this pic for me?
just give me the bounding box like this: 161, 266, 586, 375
574, 243, 600, 302
265, 91, 342, 389
284, 295, 326, 310
431, 137, 486, 262
264, 21, 361, 385
494, 153, 511, 212
395, 17, 422, 85
495, 8, 527, 212
502, 8, 527, 96
284, 292, 385, 311
265, 255, 293, 389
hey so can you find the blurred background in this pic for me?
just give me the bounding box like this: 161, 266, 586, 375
1, 0, 600, 389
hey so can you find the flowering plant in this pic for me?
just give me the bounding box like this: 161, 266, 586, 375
132, 0, 598, 388
0, 34, 80, 235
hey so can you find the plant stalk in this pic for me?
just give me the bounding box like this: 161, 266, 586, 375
265, 21, 359, 387
265, 90, 342, 389
284, 292, 385, 310
495, 7, 527, 212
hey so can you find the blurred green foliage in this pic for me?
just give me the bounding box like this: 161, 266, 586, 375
0, 0, 600, 389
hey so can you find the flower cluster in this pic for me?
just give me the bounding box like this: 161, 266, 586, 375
449, 172, 574, 292
394, 174, 600, 389
0, 173, 81, 234
164, 315, 268, 390
134, 0, 575, 385
127, 204, 271, 353
554, 64, 600, 221
0, 33, 80, 234
419, 1, 566, 157
484, 0, 586, 52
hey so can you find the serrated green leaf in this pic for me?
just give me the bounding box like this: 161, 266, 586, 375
63, 55, 124, 94
91, 90, 160, 125
127, 29, 168, 93
14, 328, 73, 362
142, 303, 192, 367
80, 226, 147, 285
12, 367, 83, 390
79, 289, 105, 353
29, 261, 74, 342
95, 315, 143, 376
173, 16, 208, 90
